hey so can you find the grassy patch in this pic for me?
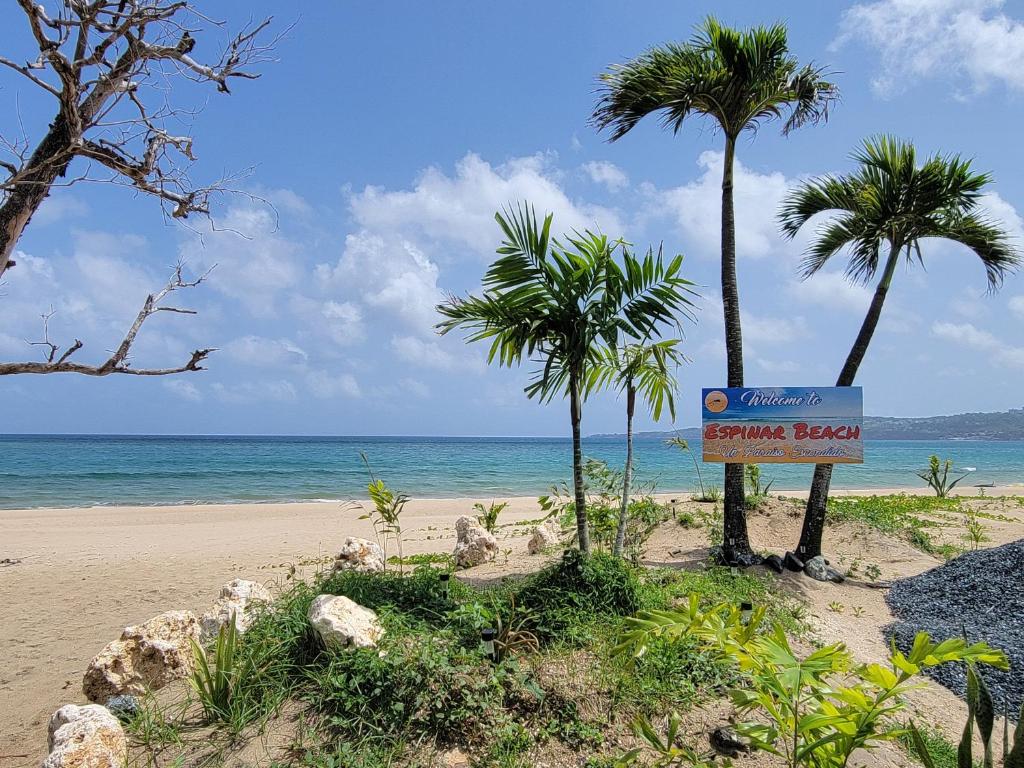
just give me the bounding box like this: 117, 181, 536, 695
827, 495, 962, 558
898, 725, 965, 768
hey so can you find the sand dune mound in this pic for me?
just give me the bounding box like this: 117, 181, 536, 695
886, 539, 1024, 713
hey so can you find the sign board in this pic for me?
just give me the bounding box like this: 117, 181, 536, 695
701, 387, 863, 464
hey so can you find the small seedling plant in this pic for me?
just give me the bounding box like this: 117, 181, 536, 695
356, 452, 409, 573
615, 596, 1007, 768
916, 455, 970, 498
474, 500, 509, 533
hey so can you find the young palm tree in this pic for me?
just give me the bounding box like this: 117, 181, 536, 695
780, 136, 1020, 559
589, 340, 683, 558
592, 17, 837, 565
437, 205, 696, 554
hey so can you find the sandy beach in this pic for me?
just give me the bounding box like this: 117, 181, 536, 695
2, 486, 1022, 765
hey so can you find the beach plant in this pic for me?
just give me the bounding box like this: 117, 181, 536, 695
356, 452, 408, 573
666, 436, 712, 502
917, 455, 971, 498
615, 596, 1008, 768
474, 500, 510, 534
589, 340, 683, 558
781, 136, 1021, 561
907, 663, 1024, 768
962, 507, 989, 551
593, 17, 837, 566
436, 204, 696, 554
743, 464, 774, 500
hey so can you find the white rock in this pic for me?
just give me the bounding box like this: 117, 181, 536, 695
82, 611, 201, 703
527, 519, 561, 555
453, 515, 498, 568
200, 579, 272, 640
43, 704, 126, 768
332, 536, 386, 573
307, 594, 385, 649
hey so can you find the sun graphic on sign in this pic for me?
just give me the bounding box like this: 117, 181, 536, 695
704, 390, 728, 413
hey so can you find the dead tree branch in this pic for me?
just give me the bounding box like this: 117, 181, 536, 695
0, 263, 215, 376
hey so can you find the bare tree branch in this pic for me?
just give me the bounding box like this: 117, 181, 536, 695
0, 263, 215, 377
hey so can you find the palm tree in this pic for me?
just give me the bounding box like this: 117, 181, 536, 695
592, 17, 837, 566
436, 205, 696, 554
589, 340, 683, 557
780, 136, 1020, 559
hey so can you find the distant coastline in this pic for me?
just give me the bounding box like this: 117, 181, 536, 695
589, 407, 1024, 442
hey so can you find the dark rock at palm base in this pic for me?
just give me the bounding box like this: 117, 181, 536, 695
710, 726, 751, 757
708, 545, 764, 568
104, 694, 140, 720
886, 539, 1024, 714
783, 551, 804, 571
804, 555, 845, 583
763, 554, 785, 573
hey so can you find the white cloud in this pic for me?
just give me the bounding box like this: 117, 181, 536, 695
224, 336, 308, 367
742, 311, 811, 345
1009, 295, 1024, 319
654, 151, 793, 260
837, 0, 1024, 96
307, 370, 361, 399
32, 194, 89, 226
756, 358, 802, 374
581, 161, 629, 191
980, 192, 1024, 246
212, 379, 298, 404
390, 334, 456, 370
950, 288, 989, 320
788, 272, 872, 312
163, 379, 203, 402
289, 296, 366, 348
348, 152, 625, 254
316, 232, 441, 336
932, 320, 1024, 368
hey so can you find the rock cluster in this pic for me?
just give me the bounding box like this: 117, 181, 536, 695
83, 611, 202, 704
453, 515, 498, 568
527, 519, 560, 555
332, 536, 386, 573
43, 704, 126, 768
886, 539, 1024, 714
200, 579, 272, 640
803, 555, 845, 583
308, 594, 385, 649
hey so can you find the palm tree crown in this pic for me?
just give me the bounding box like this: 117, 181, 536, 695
587, 340, 682, 422
780, 135, 1019, 289
591, 16, 837, 141
436, 206, 696, 401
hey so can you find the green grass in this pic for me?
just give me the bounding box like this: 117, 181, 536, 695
827, 495, 962, 558
135, 554, 803, 767
898, 725, 967, 768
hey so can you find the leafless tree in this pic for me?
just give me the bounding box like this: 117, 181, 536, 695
0, 0, 279, 376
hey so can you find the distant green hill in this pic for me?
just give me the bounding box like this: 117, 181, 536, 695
589, 407, 1024, 441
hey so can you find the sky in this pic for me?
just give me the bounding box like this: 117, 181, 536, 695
1, 0, 1024, 437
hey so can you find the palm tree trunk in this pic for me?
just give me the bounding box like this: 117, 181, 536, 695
719, 134, 755, 565
612, 383, 636, 558
569, 368, 591, 554
797, 243, 901, 559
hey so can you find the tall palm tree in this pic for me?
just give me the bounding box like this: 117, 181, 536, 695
589, 340, 683, 557
436, 205, 697, 554
592, 17, 838, 566
780, 136, 1020, 559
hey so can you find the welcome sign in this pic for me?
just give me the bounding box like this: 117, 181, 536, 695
701, 387, 864, 464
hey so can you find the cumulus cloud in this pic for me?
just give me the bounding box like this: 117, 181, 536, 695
224, 336, 308, 367
212, 379, 298, 404
1009, 295, 1024, 319
836, 0, 1024, 96
581, 161, 629, 191
289, 296, 366, 348
163, 379, 203, 402
348, 152, 625, 254
932, 320, 1024, 368
653, 151, 793, 260
307, 370, 361, 399
787, 272, 872, 312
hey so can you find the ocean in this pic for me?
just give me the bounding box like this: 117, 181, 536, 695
2, 434, 1023, 510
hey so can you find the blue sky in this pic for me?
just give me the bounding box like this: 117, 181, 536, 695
2, 0, 1023, 436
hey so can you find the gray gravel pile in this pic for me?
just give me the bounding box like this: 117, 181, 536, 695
886, 539, 1024, 714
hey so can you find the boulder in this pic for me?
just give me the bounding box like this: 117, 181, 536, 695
783, 551, 805, 572
44, 704, 126, 768
804, 555, 845, 584
709, 726, 751, 758
332, 536, 386, 573
453, 515, 498, 568
763, 554, 785, 574
527, 519, 560, 555
83, 611, 201, 703
308, 594, 384, 649
200, 579, 272, 640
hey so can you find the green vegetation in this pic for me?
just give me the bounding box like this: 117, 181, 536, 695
593, 16, 837, 565
474, 500, 510, 534
133, 553, 800, 767
436, 205, 696, 555
826, 494, 964, 558
743, 464, 774, 507
355, 453, 408, 573
617, 598, 1007, 768
917, 455, 972, 498
666, 436, 717, 503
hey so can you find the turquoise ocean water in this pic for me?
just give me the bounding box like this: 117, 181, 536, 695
2, 435, 1023, 509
